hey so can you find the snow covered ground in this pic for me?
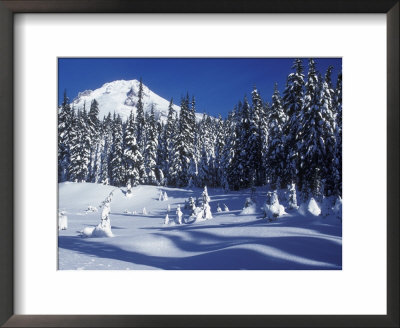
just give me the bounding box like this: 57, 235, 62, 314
58, 182, 342, 270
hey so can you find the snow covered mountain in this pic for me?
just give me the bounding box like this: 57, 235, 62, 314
71, 79, 183, 122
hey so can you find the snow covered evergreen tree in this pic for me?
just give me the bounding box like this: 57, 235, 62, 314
298, 59, 324, 200
68, 108, 91, 182
87, 99, 101, 182
266, 84, 287, 190
136, 78, 146, 153
333, 72, 342, 197
144, 105, 158, 185
319, 66, 338, 197
282, 59, 305, 188
124, 111, 143, 187
250, 87, 263, 186
109, 114, 125, 187
58, 90, 73, 182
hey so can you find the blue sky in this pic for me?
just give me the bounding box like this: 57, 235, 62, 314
58, 58, 341, 117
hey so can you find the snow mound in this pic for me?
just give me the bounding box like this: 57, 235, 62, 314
299, 198, 321, 216
264, 191, 285, 219
58, 212, 68, 230
81, 224, 114, 238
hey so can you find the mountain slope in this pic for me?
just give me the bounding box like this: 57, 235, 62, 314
71, 79, 182, 122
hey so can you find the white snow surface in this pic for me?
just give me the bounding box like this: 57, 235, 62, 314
70, 79, 203, 122
58, 182, 342, 270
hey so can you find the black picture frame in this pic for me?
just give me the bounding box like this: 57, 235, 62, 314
0, 0, 398, 327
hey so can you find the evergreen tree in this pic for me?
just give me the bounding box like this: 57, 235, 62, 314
136, 78, 146, 152
298, 59, 324, 199
124, 111, 144, 187
319, 66, 338, 196
333, 72, 342, 197
58, 90, 73, 182
266, 84, 287, 190
109, 114, 125, 186
69, 108, 90, 182
282, 59, 305, 188
249, 88, 263, 186
87, 99, 101, 182
144, 105, 158, 185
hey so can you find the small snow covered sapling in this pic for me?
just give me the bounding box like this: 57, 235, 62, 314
91, 191, 114, 237
176, 205, 183, 224
216, 203, 222, 212
158, 190, 164, 201
264, 191, 285, 220
201, 186, 213, 220
307, 197, 321, 216
167, 204, 171, 213
126, 179, 132, 197
58, 211, 68, 230
142, 207, 148, 215
163, 191, 168, 201
164, 214, 169, 225
287, 183, 299, 210
223, 204, 229, 212
241, 197, 256, 215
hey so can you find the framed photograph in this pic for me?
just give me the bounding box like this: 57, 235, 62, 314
0, 0, 398, 327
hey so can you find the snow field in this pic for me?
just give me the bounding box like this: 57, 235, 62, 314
58, 182, 342, 270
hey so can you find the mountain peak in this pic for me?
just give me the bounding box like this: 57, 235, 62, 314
71, 79, 179, 121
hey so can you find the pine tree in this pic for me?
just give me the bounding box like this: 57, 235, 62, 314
69, 108, 90, 182
144, 105, 158, 185
249, 87, 263, 186
136, 78, 146, 153
282, 59, 305, 188
333, 72, 342, 197
266, 84, 287, 190
124, 111, 143, 187
298, 59, 324, 199
87, 99, 101, 182
58, 90, 73, 182
174, 95, 192, 187
319, 66, 338, 197
109, 114, 125, 186
99, 113, 113, 184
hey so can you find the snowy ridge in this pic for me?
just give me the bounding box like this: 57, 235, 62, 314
71, 79, 203, 122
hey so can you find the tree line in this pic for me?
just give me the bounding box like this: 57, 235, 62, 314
58, 58, 342, 202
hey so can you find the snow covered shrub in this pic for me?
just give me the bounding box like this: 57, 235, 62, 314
158, 190, 164, 201
126, 179, 132, 197
164, 214, 170, 225
176, 205, 183, 224
167, 204, 171, 213
333, 196, 342, 220
191, 186, 213, 221
216, 203, 222, 212
202, 202, 213, 220
185, 197, 196, 214
201, 186, 212, 219
163, 191, 168, 201
142, 207, 148, 215
241, 197, 256, 215
84, 191, 114, 238
307, 197, 321, 216
264, 191, 285, 220
223, 204, 229, 212
287, 183, 299, 210
58, 211, 68, 230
